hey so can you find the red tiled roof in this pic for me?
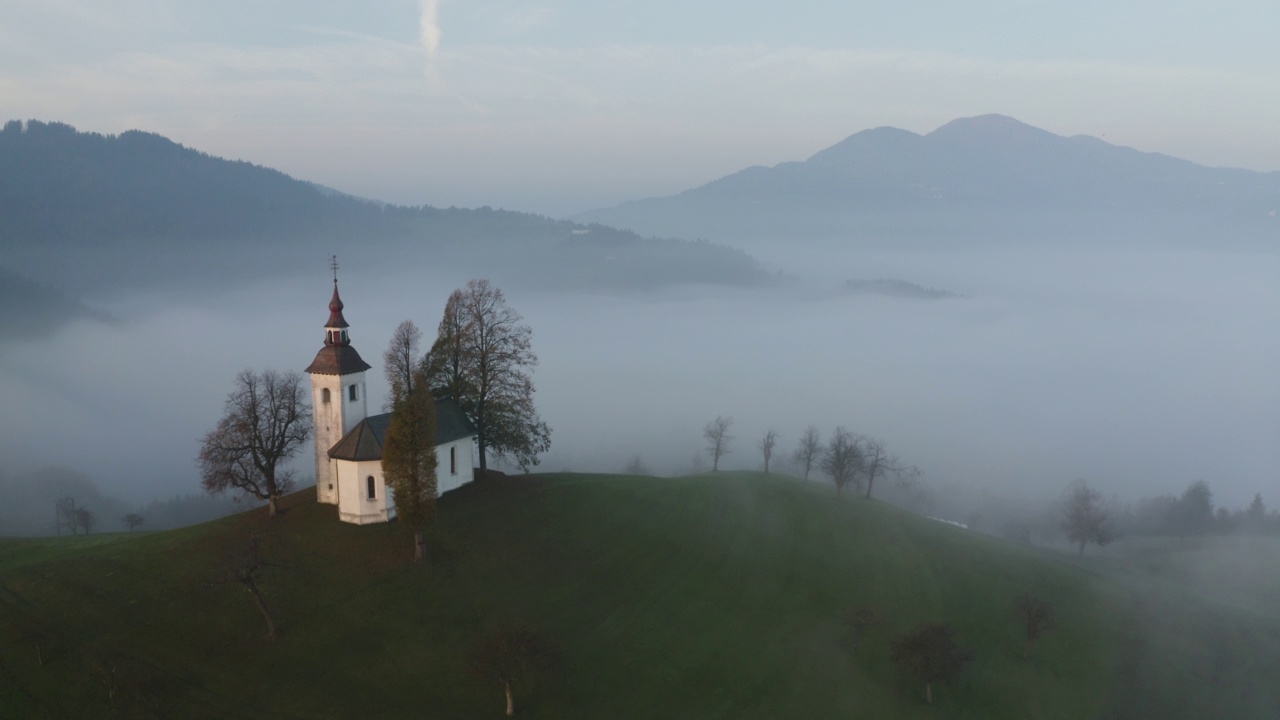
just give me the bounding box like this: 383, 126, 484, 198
305, 344, 372, 375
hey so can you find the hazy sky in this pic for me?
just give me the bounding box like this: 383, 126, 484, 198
4, 0, 1279, 215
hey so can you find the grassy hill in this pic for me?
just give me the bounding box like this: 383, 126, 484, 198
0, 473, 1273, 718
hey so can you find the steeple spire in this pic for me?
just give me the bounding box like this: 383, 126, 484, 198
325, 255, 350, 344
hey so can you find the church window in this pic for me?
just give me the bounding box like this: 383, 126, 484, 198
450, 446, 457, 475
349, 384, 358, 401
321, 388, 330, 404
366, 476, 376, 500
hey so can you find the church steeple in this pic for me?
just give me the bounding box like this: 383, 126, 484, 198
305, 257, 371, 506
306, 258, 371, 375
325, 280, 351, 345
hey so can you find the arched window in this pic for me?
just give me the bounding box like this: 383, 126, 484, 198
366, 476, 376, 500
450, 446, 457, 475
321, 388, 331, 404
349, 384, 358, 401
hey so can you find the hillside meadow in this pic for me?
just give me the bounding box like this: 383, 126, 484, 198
1, 473, 1276, 718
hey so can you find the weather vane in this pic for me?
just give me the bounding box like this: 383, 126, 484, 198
330, 255, 339, 284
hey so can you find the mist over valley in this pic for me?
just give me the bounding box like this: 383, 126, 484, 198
1, 119, 1276, 527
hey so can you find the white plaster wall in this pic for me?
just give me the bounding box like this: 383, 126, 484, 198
310, 374, 343, 504
336, 458, 389, 525
309, 370, 367, 505
436, 437, 475, 495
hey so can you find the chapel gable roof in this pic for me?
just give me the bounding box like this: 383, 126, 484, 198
327, 398, 476, 462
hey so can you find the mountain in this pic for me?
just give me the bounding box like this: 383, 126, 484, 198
0, 120, 768, 306
0, 264, 111, 340
579, 115, 1280, 248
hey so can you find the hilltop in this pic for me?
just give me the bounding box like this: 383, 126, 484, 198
8, 472, 1276, 718
579, 115, 1280, 248
5, 468, 1274, 712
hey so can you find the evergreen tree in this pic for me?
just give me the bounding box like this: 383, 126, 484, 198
381, 369, 438, 562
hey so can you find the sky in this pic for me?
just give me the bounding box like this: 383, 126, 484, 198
4, 0, 1280, 216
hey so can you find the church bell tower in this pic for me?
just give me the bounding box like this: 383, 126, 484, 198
305, 258, 372, 505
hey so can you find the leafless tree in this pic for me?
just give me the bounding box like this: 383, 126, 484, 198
891, 622, 972, 705
821, 427, 864, 496
122, 513, 144, 532
74, 507, 94, 534
55, 496, 78, 535
225, 536, 280, 641
469, 624, 558, 717
758, 429, 778, 473
424, 280, 551, 472
198, 369, 312, 518
383, 319, 422, 409
1012, 592, 1055, 660
859, 436, 919, 501
702, 416, 734, 471
1060, 479, 1110, 556
623, 454, 651, 475
793, 426, 821, 481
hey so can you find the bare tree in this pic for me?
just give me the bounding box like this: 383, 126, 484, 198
469, 625, 558, 717
55, 496, 78, 535
383, 319, 422, 410
623, 454, 651, 475
424, 280, 551, 472
226, 536, 280, 641
1012, 592, 1055, 660
793, 426, 821, 481
702, 416, 734, 471
891, 622, 973, 704
859, 436, 919, 501
198, 369, 312, 518
75, 507, 94, 534
122, 513, 144, 532
820, 427, 864, 496
1060, 480, 1110, 556
382, 368, 438, 562
758, 429, 778, 474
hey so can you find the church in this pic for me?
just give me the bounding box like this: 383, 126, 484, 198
305, 275, 476, 525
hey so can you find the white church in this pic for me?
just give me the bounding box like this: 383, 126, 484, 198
304, 277, 476, 525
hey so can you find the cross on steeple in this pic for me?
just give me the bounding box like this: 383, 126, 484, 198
330, 255, 340, 284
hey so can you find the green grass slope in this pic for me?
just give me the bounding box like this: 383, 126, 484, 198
2, 473, 1127, 718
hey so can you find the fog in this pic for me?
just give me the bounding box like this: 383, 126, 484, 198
1, 245, 1276, 514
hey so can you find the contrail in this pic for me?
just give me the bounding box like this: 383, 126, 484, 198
419, 0, 442, 61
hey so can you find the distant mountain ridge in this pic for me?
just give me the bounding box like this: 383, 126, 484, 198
579, 115, 1280, 247
0, 120, 767, 307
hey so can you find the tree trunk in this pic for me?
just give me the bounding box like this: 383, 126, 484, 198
244, 583, 278, 641
413, 529, 425, 562
865, 477, 874, 499
478, 431, 488, 472
504, 680, 514, 716
268, 494, 279, 518
925, 682, 933, 704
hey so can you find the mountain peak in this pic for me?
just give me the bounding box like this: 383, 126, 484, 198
926, 114, 1063, 147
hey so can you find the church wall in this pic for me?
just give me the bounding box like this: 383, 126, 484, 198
336, 458, 390, 525
436, 437, 476, 495
310, 372, 368, 505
